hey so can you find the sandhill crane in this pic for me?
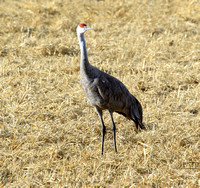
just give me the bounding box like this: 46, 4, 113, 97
77, 23, 146, 155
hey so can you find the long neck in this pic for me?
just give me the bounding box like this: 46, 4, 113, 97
77, 33, 91, 72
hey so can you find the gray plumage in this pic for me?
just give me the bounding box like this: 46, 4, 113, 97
77, 23, 145, 155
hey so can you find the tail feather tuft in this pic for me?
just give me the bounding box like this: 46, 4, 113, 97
138, 119, 146, 130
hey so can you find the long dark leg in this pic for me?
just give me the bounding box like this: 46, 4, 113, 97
135, 121, 139, 133
135, 121, 139, 130
95, 108, 106, 155
109, 110, 117, 153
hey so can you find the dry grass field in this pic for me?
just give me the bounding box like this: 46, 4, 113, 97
0, 0, 200, 187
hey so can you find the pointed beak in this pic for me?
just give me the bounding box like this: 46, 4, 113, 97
86, 27, 91, 31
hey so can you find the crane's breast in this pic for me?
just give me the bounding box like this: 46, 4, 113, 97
81, 78, 107, 108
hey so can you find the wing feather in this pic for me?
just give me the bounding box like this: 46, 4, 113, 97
96, 73, 131, 111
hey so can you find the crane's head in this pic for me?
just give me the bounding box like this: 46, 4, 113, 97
77, 23, 91, 35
